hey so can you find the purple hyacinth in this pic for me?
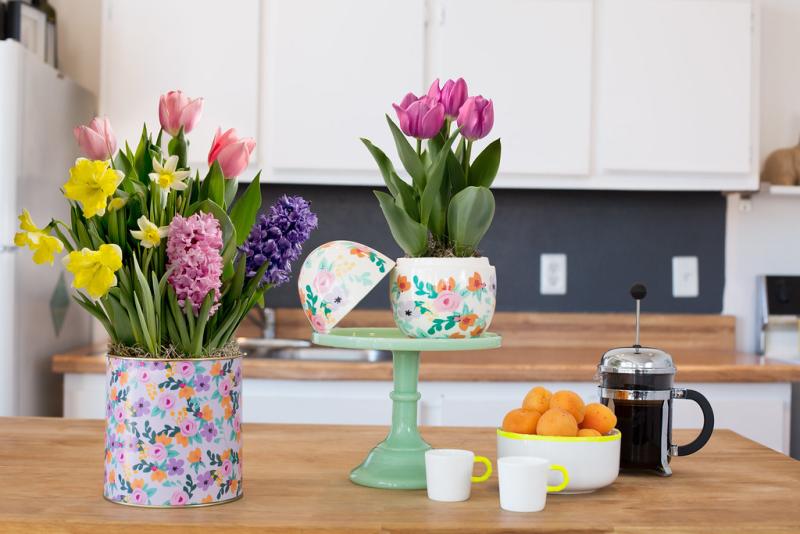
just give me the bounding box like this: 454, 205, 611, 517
238, 195, 318, 287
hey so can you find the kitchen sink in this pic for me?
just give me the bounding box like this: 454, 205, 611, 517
236, 337, 392, 363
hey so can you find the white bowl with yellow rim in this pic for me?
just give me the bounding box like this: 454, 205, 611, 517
496, 428, 621, 494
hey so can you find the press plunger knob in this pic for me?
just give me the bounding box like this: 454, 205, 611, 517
630, 283, 646, 349
630, 283, 647, 301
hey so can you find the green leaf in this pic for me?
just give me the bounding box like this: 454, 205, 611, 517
361, 138, 419, 221
385, 115, 426, 190
167, 126, 188, 170
229, 172, 261, 245
446, 149, 467, 195
469, 139, 501, 188
447, 186, 495, 257
374, 191, 428, 257
186, 199, 237, 266
224, 178, 239, 209
201, 161, 225, 206
420, 129, 459, 229
105, 292, 135, 345
191, 292, 215, 355
133, 124, 153, 180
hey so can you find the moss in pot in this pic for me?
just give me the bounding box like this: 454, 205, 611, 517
362, 78, 500, 338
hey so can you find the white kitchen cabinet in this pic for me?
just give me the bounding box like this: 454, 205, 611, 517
433, 0, 593, 176
595, 0, 755, 179
261, 0, 426, 184
100, 0, 260, 165
62, 374, 792, 455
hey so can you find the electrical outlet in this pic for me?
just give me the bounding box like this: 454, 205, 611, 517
672, 256, 699, 298
540, 254, 567, 295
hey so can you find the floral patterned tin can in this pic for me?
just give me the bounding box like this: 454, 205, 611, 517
103, 355, 243, 507
390, 257, 497, 338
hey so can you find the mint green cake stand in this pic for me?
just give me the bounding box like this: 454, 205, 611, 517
311, 327, 502, 490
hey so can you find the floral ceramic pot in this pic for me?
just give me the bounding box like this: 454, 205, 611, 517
390, 257, 496, 338
298, 240, 394, 333
104, 355, 242, 507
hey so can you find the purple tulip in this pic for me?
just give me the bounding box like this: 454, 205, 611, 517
457, 96, 494, 141
392, 93, 445, 139
427, 78, 468, 118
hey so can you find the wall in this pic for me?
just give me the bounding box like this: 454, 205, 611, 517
49, 0, 102, 98
260, 185, 726, 314
723, 0, 800, 352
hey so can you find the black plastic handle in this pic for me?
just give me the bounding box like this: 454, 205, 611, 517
672, 388, 715, 457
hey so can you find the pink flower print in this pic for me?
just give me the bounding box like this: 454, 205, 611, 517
176, 361, 195, 380
167, 458, 185, 477
313, 270, 335, 295
131, 489, 147, 505
433, 291, 462, 313
218, 378, 232, 397
116, 450, 127, 464
180, 419, 198, 437
170, 490, 189, 506
114, 406, 126, 422
233, 415, 241, 433
200, 423, 218, 442
149, 443, 167, 462
221, 460, 233, 477
310, 313, 327, 333
158, 392, 177, 411
138, 369, 150, 383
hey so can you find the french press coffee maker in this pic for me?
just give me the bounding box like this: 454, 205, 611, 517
597, 284, 714, 476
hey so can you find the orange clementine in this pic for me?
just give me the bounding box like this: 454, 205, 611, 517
536, 408, 578, 437
577, 428, 602, 437
502, 408, 541, 435
522, 386, 552, 414
580, 403, 617, 435
549, 390, 586, 423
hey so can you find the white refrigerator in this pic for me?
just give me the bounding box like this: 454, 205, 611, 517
0, 41, 95, 416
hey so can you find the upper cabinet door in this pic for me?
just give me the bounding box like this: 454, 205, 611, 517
435, 0, 593, 176
596, 0, 754, 174
263, 0, 426, 176
100, 0, 261, 166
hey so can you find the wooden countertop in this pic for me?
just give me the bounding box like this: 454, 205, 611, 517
1, 417, 798, 533
52, 344, 800, 382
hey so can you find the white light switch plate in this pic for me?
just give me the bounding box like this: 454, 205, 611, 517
672, 256, 699, 298
540, 254, 567, 295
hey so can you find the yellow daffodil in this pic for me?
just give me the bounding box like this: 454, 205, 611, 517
63, 158, 124, 218
108, 196, 128, 212
13, 209, 64, 265
149, 155, 190, 191
62, 244, 122, 299
130, 216, 168, 249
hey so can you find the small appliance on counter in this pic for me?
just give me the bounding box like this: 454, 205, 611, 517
757, 275, 800, 359
596, 284, 715, 476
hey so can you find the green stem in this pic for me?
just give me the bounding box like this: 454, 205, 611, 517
463, 139, 473, 184
416, 138, 422, 157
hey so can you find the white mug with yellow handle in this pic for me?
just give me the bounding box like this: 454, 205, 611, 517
424, 449, 493, 502
498, 456, 569, 512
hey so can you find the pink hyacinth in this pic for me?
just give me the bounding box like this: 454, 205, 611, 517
166, 212, 224, 316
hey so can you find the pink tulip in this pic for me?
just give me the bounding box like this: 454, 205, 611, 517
427, 78, 468, 118
207, 127, 256, 179
456, 96, 494, 141
392, 93, 445, 139
73, 117, 117, 160
158, 90, 204, 137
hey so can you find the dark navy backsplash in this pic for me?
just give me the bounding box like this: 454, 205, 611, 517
251, 184, 725, 314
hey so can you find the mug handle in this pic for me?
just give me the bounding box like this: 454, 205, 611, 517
547, 464, 569, 493
670, 388, 715, 457
471, 456, 493, 483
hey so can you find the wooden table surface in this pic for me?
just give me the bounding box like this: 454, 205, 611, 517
52, 344, 800, 383
1, 417, 798, 533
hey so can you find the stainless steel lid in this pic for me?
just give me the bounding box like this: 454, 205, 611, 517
597, 283, 676, 375
598, 346, 676, 375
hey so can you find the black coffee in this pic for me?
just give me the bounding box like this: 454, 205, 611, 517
606, 399, 671, 473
